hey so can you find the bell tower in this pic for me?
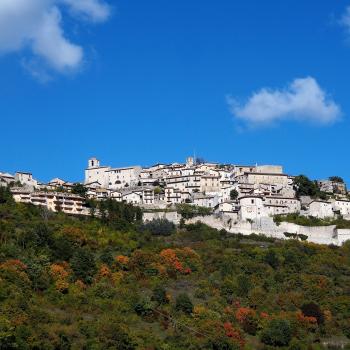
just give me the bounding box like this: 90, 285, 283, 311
186, 156, 194, 167
88, 157, 100, 168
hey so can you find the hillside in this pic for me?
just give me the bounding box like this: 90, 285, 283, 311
0, 187, 350, 350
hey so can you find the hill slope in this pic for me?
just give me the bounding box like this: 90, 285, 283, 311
0, 187, 350, 349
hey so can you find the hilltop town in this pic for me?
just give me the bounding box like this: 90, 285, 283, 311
1, 157, 350, 245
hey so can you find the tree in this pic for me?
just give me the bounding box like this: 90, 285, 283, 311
329, 176, 344, 183
139, 218, 176, 236
293, 175, 318, 197
134, 296, 155, 318
229, 189, 239, 201
0, 317, 17, 350
236, 274, 251, 297
261, 319, 292, 347
207, 338, 240, 350
97, 319, 136, 350
176, 204, 212, 219
235, 308, 258, 335
301, 302, 324, 325
0, 187, 13, 205
154, 187, 162, 195
175, 293, 193, 314
95, 199, 143, 229
71, 183, 87, 197
100, 248, 115, 267
195, 157, 206, 165
152, 286, 169, 305
51, 236, 75, 261
70, 248, 97, 284
264, 250, 279, 269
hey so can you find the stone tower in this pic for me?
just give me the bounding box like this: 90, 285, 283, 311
88, 157, 100, 168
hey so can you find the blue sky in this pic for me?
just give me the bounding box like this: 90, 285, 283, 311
1, 0, 350, 183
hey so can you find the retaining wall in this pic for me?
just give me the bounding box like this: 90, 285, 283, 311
142, 211, 350, 246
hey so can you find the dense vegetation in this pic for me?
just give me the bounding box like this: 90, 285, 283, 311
274, 213, 350, 229
1, 186, 350, 349
176, 204, 213, 219
293, 176, 329, 200
293, 175, 348, 200
328, 177, 344, 184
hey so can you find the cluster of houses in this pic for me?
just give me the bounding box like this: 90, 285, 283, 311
0, 171, 88, 215
1, 157, 349, 222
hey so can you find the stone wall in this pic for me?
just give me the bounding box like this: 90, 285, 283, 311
143, 211, 181, 225
337, 229, 350, 245
142, 211, 350, 246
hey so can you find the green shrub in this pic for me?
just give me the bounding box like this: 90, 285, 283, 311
261, 319, 292, 347
70, 247, 97, 284
176, 204, 212, 219
152, 286, 169, 305
175, 293, 193, 314
139, 218, 176, 236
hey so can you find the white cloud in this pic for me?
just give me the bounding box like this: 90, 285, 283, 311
228, 77, 341, 127
61, 0, 110, 22
340, 6, 350, 34
0, 0, 110, 74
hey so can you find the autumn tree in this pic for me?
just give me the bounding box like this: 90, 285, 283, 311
301, 302, 324, 326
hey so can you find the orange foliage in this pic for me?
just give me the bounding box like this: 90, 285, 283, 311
184, 267, 192, 274
160, 249, 178, 264
98, 264, 111, 278
223, 322, 245, 348
0, 259, 27, 271
296, 311, 318, 329
260, 312, 269, 319
74, 280, 86, 290
159, 248, 194, 274
166, 293, 172, 302
324, 310, 332, 321
193, 305, 207, 318
116, 255, 130, 265
0, 259, 30, 283
181, 247, 200, 259
50, 263, 70, 292
50, 264, 69, 280
61, 226, 87, 245
12, 313, 28, 326
55, 279, 69, 293
160, 249, 184, 272
235, 307, 255, 324
173, 260, 184, 272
